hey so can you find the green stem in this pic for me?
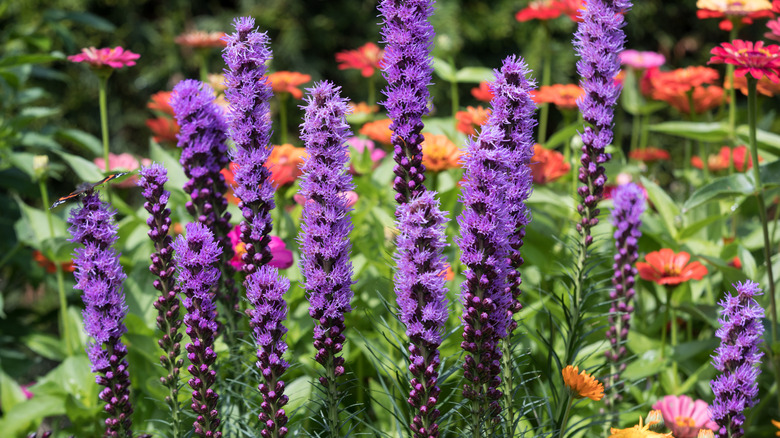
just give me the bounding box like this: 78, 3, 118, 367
727, 27, 738, 141
368, 74, 376, 107
639, 114, 650, 150
668, 286, 678, 386
198, 51, 209, 83
557, 396, 574, 438
630, 112, 640, 153
451, 78, 459, 119
325, 357, 341, 438
279, 94, 289, 145
538, 25, 552, 145
501, 338, 515, 437
660, 286, 670, 360
98, 76, 110, 172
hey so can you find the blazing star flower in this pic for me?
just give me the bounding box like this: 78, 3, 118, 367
609, 411, 672, 438
32, 250, 75, 273
421, 133, 462, 172
245, 266, 291, 438
710, 281, 765, 438
175, 31, 227, 48
691, 145, 762, 171
652, 395, 717, 438
358, 118, 394, 145
336, 42, 385, 77
530, 144, 571, 184
636, 249, 708, 286
267, 71, 312, 99
629, 147, 671, 162
605, 183, 645, 408
223, 17, 277, 275
471, 81, 494, 102
68, 46, 140, 69
620, 49, 666, 70
709, 40, 780, 83
573, 0, 632, 246
379, 0, 435, 204
227, 225, 292, 271
455, 106, 491, 135
68, 191, 133, 437
697, 0, 773, 32
530, 84, 584, 110
562, 365, 604, 401
173, 222, 223, 438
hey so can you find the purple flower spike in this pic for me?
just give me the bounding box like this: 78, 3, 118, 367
223, 17, 277, 274
394, 190, 449, 438
138, 164, 184, 426
173, 223, 223, 438
379, 0, 434, 204
573, 0, 631, 246
171, 79, 237, 310
709, 281, 765, 438
68, 191, 133, 437
298, 81, 354, 389
246, 266, 291, 438
604, 183, 645, 407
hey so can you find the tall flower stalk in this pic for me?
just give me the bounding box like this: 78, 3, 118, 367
298, 81, 354, 435
171, 80, 237, 315
710, 281, 765, 438
68, 191, 133, 437
604, 183, 645, 411
223, 17, 277, 275
173, 223, 223, 438
138, 163, 183, 436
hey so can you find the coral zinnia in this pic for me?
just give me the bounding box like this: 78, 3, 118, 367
455, 106, 491, 135
266, 143, 307, 187
648, 66, 720, 95
691, 145, 761, 171
727, 73, 780, 96
421, 133, 462, 172
68, 46, 140, 69
709, 40, 780, 83
629, 147, 671, 162
174, 31, 227, 48
562, 365, 604, 401
267, 71, 312, 99
359, 118, 394, 145
636, 249, 708, 285
652, 395, 717, 438
336, 42, 384, 77
530, 144, 570, 184
471, 81, 494, 102
530, 84, 584, 110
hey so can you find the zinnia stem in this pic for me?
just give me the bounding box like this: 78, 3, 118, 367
98, 75, 110, 173
279, 93, 289, 145
538, 22, 551, 145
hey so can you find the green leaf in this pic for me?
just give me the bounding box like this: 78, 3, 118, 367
678, 213, 728, 240
640, 176, 680, 237
736, 125, 780, 156
52, 149, 104, 181
0, 53, 64, 68
43, 10, 116, 32
543, 122, 580, 149
620, 67, 642, 115
13, 196, 68, 246
682, 173, 754, 211
759, 158, 780, 188
0, 395, 65, 436
149, 139, 187, 189
56, 129, 102, 156
649, 121, 730, 143
431, 57, 455, 82
21, 333, 65, 361
454, 66, 493, 83
7, 151, 37, 179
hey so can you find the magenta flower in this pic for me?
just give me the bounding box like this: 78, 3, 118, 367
708, 40, 780, 83
346, 137, 386, 174
294, 191, 359, 209
68, 46, 140, 69
619, 49, 666, 69
652, 395, 717, 438
227, 225, 293, 270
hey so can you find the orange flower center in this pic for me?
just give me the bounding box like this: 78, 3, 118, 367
674, 416, 696, 428
234, 241, 247, 257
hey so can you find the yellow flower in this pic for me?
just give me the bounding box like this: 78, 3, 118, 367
609, 411, 673, 438
696, 0, 771, 14
698, 429, 714, 438
561, 365, 604, 401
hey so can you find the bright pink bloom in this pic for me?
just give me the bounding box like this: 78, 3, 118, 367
68, 46, 140, 69
708, 40, 780, 83
294, 191, 359, 209
227, 225, 293, 270
652, 395, 718, 438
619, 49, 666, 69
93, 153, 151, 188
766, 17, 780, 41
347, 137, 386, 173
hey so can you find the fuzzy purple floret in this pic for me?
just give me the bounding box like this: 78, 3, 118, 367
573, 0, 631, 246
378, 0, 434, 204
223, 16, 277, 274
69, 191, 133, 437
394, 190, 449, 438
173, 222, 223, 438
298, 81, 354, 384
709, 281, 765, 438
604, 183, 645, 407
246, 266, 291, 437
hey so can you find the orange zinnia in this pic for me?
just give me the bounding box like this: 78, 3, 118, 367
359, 118, 394, 145
174, 31, 227, 48
649, 66, 720, 95
421, 133, 461, 172
148, 91, 175, 116
530, 84, 584, 110
530, 144, 570, 184
653, 85, 727, 114
629, 147, 671, 162
266, 143, 307, 188
145, 117, 179, 144
726, 73, 780, 96
455, 106, 491, 135
609, 410, 672, 438
471, 81, 494, 102
636, 249, 708, 285
691, 145, 761, 171
267, 71, 312, 99
335, 42, 384, 77
349, 101, 379, 115
562, 365, 604, 401
33, 250, 75, 273
772, 419, 780, 436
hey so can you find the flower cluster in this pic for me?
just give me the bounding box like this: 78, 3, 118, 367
223, 17, 277, 275
573, 0, 632, 246
379, 0, 434, 204
710, 281, 765, 438
68, 191, 133, 437
636, 249, 708, 285
604, 183, 645, 407
708, 39, 780, 83
173, 223, 223, 438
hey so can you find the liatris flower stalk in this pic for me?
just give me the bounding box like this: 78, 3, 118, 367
604, 183, 645, 410
573, 0, 631, 247
173, 223, 223, 438
394, 190, 449, 438
710, 281, 765, 438
171, 80, 237, 311
68, 191, 133, 437
246, 266, 291, 438
223, 17, 277, 274
378, 0, 434, 204
298, 81, 354, 433
138, 163, 183, 435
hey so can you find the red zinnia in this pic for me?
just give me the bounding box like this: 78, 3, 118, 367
629, 147, 671, 162
636, 249, 708, 285
515, 0, 565, 21
691, 145, 762, 171
336, 42, 384, 77
530, 84, 584, 110
148, 91, 175, 116
708, 40, 780, 83
530, 144, 570, 184
471, 81, 494, 102
267, 71, 312, 99
68, 46, 140, 69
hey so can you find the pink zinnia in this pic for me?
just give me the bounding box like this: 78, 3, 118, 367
619, 49, 666, 69
67, 46, 140, 69
227, 225, 293, 270
708, 39, 780, 83
652, 395, 718, 438
93, 153, 151, 188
